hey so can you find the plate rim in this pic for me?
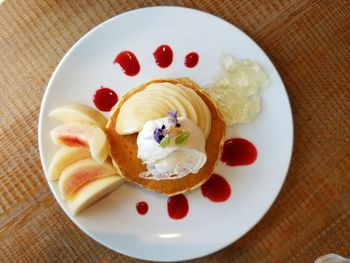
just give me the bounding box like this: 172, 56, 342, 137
38, 6, 294, 262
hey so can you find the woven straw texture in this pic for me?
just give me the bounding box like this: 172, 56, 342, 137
0, 0, 349, 262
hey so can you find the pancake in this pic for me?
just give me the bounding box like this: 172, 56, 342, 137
106, 78, 226, 196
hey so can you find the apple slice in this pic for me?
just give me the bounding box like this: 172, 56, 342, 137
59, 158, 119, 200
145, 85, 198, 125
50, 122, 109, 163
116, 87, 190, 135
49, 104, 107, 129
174, 84, 211, 138
48, 147, 90, 181
148, 83, 211, 137
67, 175, 123, 215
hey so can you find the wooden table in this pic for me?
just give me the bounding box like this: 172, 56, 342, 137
1, 0, 349, 262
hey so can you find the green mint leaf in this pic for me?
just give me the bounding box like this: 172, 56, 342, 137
175, 132, 190, 146
160, 137, 170, 148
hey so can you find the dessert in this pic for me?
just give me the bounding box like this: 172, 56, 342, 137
67, 176, 123, 215
45, 52, 267, 216
137, 113, 207, 180
115, 81, 212, 137
47, 104, 123, 214
58, 158, 119, 200
49, 104, 107, 128
50, 122, 109, 163
207, 55, 268, 125
106, 78, 226, 196
48, 147, 90, 180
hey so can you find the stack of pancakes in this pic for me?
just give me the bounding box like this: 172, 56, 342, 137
106, 78, 226, 196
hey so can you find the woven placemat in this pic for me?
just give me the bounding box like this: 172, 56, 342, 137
0, 0, 349, 262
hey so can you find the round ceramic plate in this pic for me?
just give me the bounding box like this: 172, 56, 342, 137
38, 6, 293, 262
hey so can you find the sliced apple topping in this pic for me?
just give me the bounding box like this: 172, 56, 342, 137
116, 82, 211, 137
147, 83, 211, 137
50, 122, 109, 163
59, 158, 118, 200
67, 176, 123, 215
145, 88, 198, 124
48, 147, 90, 181
49, 104, 107, 129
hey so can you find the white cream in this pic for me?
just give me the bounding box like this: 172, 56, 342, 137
137, 116, 207, 180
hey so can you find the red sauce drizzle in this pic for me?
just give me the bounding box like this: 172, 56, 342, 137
167, 194, 189, 220
221, 138, 258, 166
113, 51, 140, 76
201, 174, 231, 202
93, 86, 118, 112
153, 45, 173, 68
136, 201, 148, 215
184, 52, 199, 68
58, 137, 87, 147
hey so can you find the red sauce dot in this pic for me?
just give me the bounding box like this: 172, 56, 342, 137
167, 194, 189, 220
136, 201, 148, 215
184, 52, 199, 68
113, 51, 140, 76
221, 138, 258, 166
201, 174, 231, 202
153, 45, 173, 68
93, 87, 118, 112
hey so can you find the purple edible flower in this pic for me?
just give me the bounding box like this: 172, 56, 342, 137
168, 110, 181, 127
153, 128, 164, 144
168, 110, 177, 119
153, 111, 182, 145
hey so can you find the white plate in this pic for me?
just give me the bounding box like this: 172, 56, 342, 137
38, 6, 293, 262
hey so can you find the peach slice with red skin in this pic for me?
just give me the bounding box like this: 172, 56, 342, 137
67, 175, 123, 215
49, 104, 107, 129
48, 147, 90, 181
59, 158, 119, 200
50, 122, 109, 163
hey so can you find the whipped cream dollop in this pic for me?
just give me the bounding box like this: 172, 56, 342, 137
137, 116, 207, 180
